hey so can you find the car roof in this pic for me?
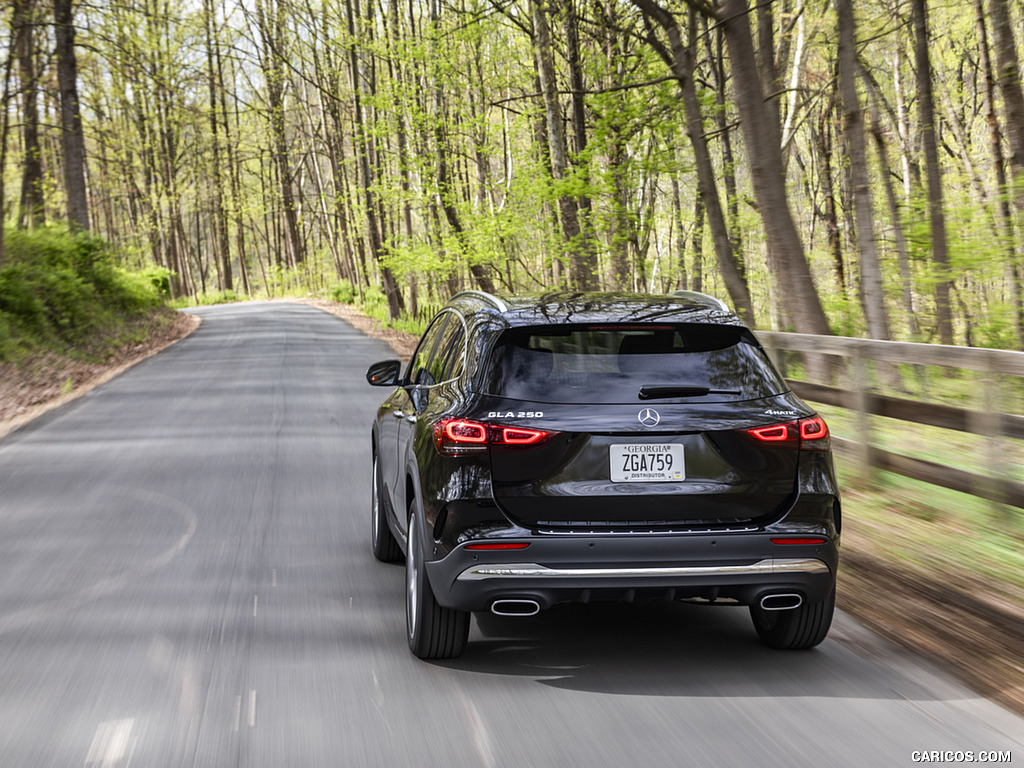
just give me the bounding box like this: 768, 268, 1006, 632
447, 291, 743, 328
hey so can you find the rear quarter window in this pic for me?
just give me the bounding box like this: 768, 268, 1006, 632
481, 324, 788, 404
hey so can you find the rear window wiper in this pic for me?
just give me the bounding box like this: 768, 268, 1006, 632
638, 385, 741, 400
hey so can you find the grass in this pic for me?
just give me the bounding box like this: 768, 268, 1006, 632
0, 226, 165, 363
813, 397, 1024, 596
818, 404, 1024, 482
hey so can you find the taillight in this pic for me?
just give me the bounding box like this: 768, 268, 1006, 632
743, 417, 829, 450
799, 417, 828, 440
747, 424, 791, 442
440, 419, 487, 445
500, 427, 547, 445
433, 418, 556, 456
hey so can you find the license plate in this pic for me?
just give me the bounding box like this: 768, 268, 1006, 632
610, 444, 685, 482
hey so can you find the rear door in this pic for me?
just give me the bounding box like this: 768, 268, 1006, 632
385, 315, 449, 520
480, 324, 804, 531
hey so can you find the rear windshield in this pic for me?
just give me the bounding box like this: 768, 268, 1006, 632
480, 324, 788, 404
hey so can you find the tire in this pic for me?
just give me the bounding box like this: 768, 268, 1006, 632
406, 510, 469, 659
749, 587, 835, 650
371, 454, 402, 563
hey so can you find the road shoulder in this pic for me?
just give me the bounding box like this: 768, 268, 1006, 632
0, 310, 200, 440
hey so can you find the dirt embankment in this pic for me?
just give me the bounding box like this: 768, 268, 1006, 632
839, 545, 1024, 716
0, 310, 200, 439
2, 299, 1022, 717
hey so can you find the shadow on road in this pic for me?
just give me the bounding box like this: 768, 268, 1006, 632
434, 601, 947, 704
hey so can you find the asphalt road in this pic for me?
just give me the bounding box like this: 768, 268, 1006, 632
0, 302, 1020, 768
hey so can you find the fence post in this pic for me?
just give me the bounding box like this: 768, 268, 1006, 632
760, 333, 784, 379
849, 343, 874, 487
971, 359, 1008, 514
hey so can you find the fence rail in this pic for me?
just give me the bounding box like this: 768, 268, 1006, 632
757, 331, 1024, 510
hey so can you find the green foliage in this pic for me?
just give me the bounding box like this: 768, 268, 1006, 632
359, 286, 391, 326
330, 281, 357, 304
22, 0, 1024, 353
144, 267, 174, 299
389, 314, 429, 336
178, 290, 243, 308
0, 312, 17, 361
0, 226, 164, 362
818, 274, 862, 338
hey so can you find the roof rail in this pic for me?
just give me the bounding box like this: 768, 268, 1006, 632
451, 290, 508, 313
671, 290, 730, 312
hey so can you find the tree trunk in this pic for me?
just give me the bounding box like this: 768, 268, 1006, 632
691, 189, 704, 292
0, 43, 15, 264
314, 5, 357, 292
892, 48, 917, 204
204, 0, 232, 291
218, 24, 251, 296
530, 0, 591, 290
754, 0, 782, 138
13, 0, 44, 228
348, 0, 403, 318
388, 0, 417, 312
256, 0, 304, 268
701, 16, 744, 275
813, 112, 846, 299
53, 0, 89, 231
976, 0, 1023, 347
717, 0, 829, 335
988, 0, 1024, 211
911, 0, 954, 344
430, 0, 494, 295
632, 0, 754, 323
868, 113, 919, 338
561, 0, 599, 289
597, 0, 631, 290
671, 174, 688, 290
836, 0, 890, 340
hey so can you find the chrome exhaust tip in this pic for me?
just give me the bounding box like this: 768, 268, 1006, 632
759, 593, 803, 611
490, 599, 541, 617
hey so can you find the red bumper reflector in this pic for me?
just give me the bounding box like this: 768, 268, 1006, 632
464, 542, 531, 551
770, 537, 827, 545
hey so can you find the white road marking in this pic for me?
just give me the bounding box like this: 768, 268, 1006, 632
458, 694, 496, 768
85, 718, 134, 767
371, 671, 394, 737
248, 690, 257, 728
232, 695, 242, 733
253, 595, 258, 617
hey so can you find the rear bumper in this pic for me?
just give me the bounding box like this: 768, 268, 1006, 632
425, 533, 838, 612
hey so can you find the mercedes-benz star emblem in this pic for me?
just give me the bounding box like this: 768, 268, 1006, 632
638, 408, 661, 428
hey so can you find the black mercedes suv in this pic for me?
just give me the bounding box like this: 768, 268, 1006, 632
366, 291, 840, 659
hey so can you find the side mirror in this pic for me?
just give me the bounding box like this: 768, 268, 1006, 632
366, 359, 402, 387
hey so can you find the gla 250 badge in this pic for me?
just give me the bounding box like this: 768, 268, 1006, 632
487, 411, 544, 419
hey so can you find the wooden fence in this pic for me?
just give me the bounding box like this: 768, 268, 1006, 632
757, 332, 1024, 510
